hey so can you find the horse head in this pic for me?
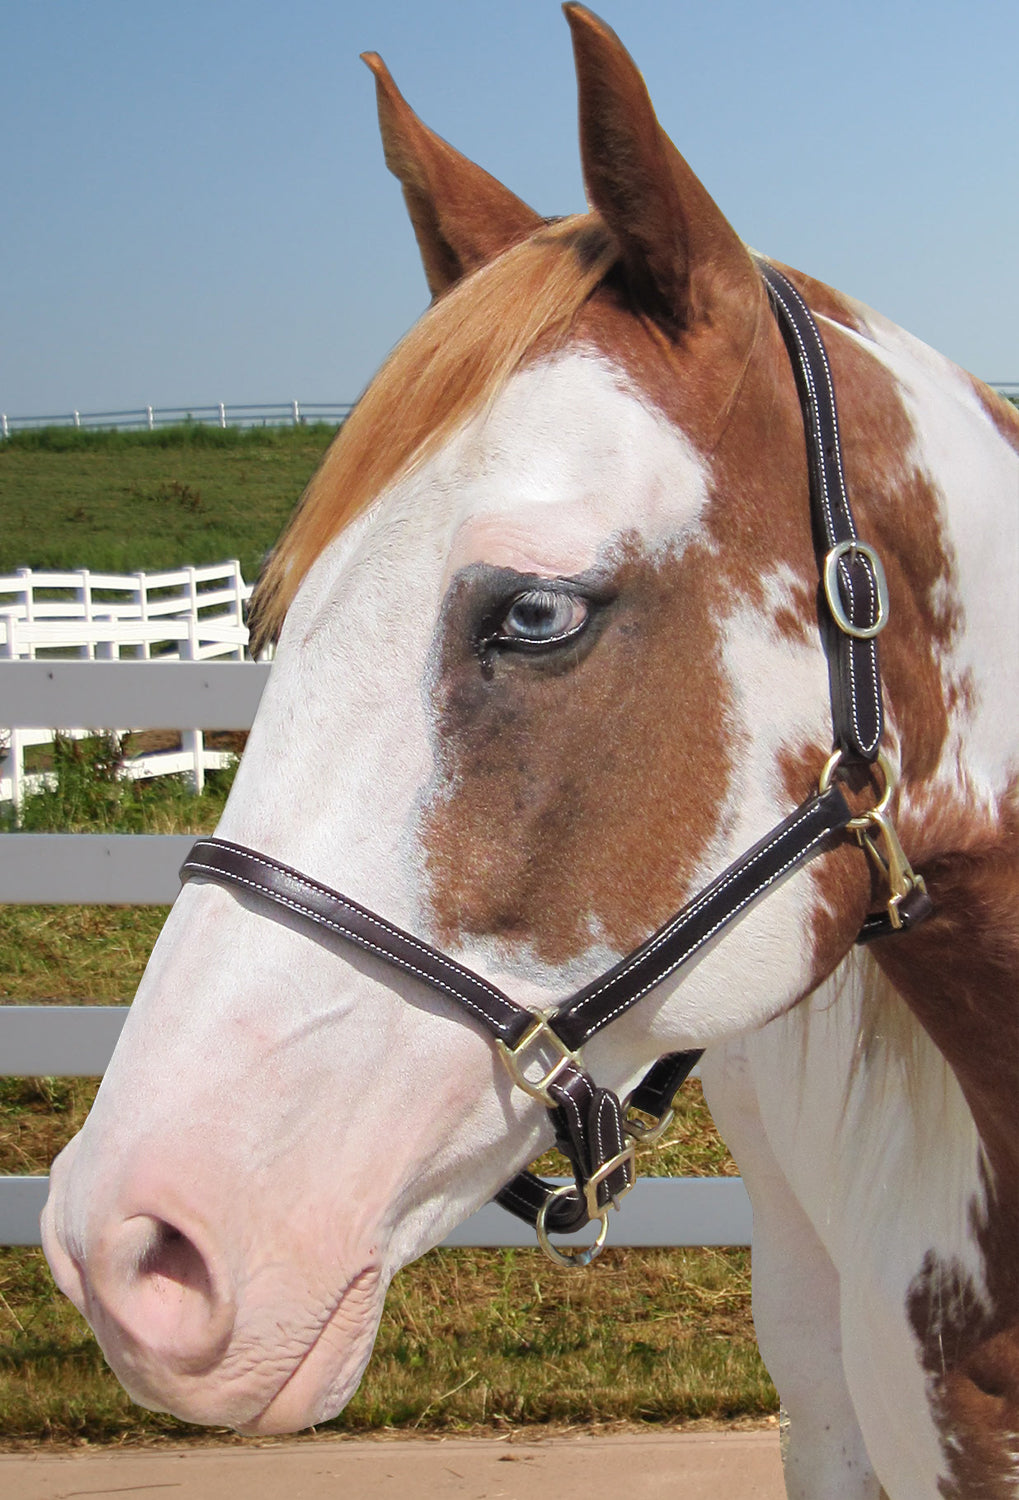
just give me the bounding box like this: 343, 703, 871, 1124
41, 7, 1017, 1457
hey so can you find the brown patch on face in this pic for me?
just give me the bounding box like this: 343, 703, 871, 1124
420, 537, 734, 967
574, 263, 963, 802
967, 375, 1019, 457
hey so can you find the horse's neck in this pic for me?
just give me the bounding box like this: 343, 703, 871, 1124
828, 305, 1019, 1196
872, 851, 1019, 1197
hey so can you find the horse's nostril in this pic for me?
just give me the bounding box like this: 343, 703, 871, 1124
85, 1210, 235, 1374
137, 1219, 213, 1301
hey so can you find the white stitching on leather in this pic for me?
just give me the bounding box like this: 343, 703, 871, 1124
570, 797, 825, 1018
183, 855, 516, 1038
577, 820, 835, 1034
770, 271, 856, 539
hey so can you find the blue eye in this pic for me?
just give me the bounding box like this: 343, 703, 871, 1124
497, 588, 589, 647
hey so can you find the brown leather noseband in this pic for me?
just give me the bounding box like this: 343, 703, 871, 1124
181, 265, 932, 1264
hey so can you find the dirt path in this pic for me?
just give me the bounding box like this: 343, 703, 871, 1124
1, 1430, 784, 1499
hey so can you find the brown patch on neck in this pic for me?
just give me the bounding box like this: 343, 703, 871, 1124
420, 537, 734, 969
870, 788, 1019, 1495
760, 289, 1019, 1489
877, 787, 1019, 1184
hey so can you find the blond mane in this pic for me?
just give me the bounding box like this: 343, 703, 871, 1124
250, 215, 618, 649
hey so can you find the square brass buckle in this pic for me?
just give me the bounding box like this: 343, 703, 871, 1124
582, 1143, 637, 1220
496, 1013, 580, 1107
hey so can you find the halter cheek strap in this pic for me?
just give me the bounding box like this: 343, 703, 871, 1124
179, 263, 932, 1264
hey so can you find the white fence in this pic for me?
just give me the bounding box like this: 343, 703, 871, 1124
2, 391, 1015, 442
0, 401, 351, 438
0, 660, 751, 1250
1, 562, 258, 804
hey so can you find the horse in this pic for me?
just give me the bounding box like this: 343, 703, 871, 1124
41, 8, 1018, 1495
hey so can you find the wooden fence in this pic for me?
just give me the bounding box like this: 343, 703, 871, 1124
0, 660, 752, 1250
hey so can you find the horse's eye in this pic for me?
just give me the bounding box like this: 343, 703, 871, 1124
496, 588, 589, 648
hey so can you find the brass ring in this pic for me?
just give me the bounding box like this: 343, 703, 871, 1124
819, 748, 898, 830
535, 1185, 610, 1268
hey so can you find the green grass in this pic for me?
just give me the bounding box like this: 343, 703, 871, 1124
0, 423, 336, 581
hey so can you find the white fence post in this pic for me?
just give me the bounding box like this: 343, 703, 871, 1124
218, 402, 226, 429
18, 566, 34, 632
146, 405, 154, 431
78, 568, 96, 661
181, 594, 205, 794
134, 570, 151, 660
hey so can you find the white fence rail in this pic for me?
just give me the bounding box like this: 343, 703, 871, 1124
1, 563, 259, 804
3, 391, 1015, 443
1, 401, 351, 438
0, 660, 751, 1249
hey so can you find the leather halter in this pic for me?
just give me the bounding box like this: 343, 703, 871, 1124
180, 264, 932, 1263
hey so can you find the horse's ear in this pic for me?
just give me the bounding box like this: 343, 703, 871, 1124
362, 52, 543, 298
563, 4, 756, 336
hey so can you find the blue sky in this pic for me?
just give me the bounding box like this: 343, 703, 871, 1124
2, 0, 1016, 417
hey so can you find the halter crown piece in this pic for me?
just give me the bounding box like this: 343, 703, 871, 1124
181, 264, 933, 1266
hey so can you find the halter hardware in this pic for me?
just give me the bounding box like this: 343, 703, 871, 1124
623, 1099, 675, 1147
823, 540, 890, 640
855, 809, 929, 932
583, 1144, 638, 1219
818, 748, 931, 939
536, 1186, 611, 1268
179, 263, 934, 1269
818, 746, 898, 822
496, 1012, 582, 1107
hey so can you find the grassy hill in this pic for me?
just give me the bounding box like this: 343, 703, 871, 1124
0, 424, 338, 582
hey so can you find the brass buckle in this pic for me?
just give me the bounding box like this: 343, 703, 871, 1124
496, 1013, 580, 1107
855, 807, 928, 930
536, 1185, 610, 1268
583, 1143, 637, 1220
823, 540, 890, 640
623, 1100, 675, 1146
